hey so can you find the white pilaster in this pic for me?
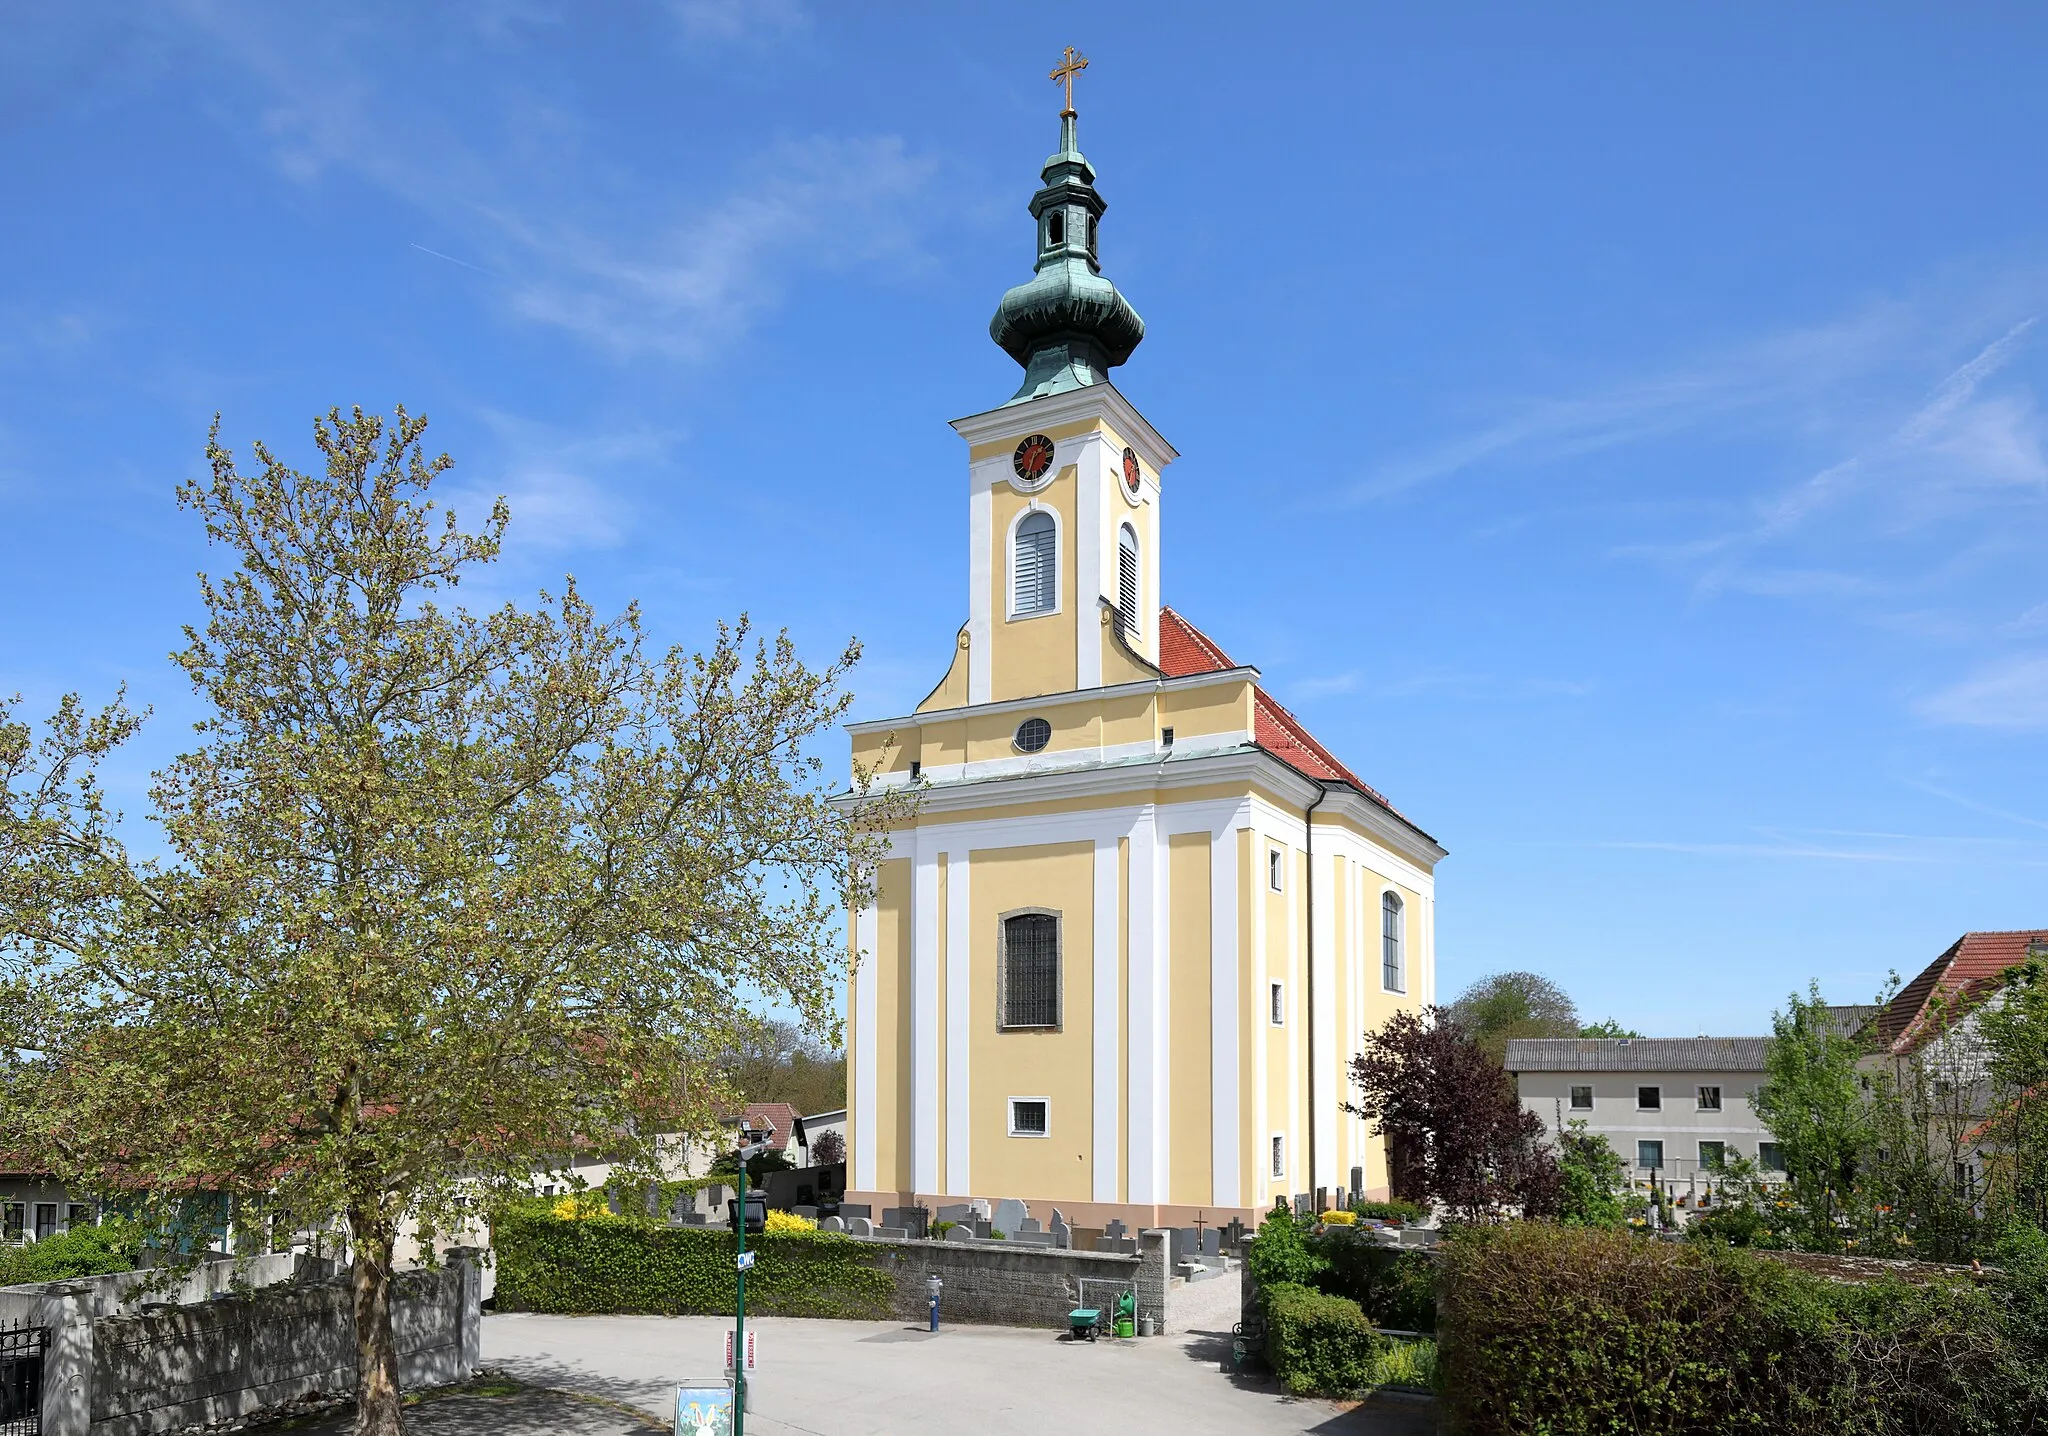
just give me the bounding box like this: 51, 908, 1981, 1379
1091, 836, 1120, 1203
853, 902, 880, 1193
1209, 823, 1241, 1208
1125, 807, 1165, 1203
945, 850, 972, 1195
911, 847, 941, 1194
968, 465, 992, 704
1312, 849, 1336, 1192
1073, 431, 1104, 689
1285, 838, 1301, 1195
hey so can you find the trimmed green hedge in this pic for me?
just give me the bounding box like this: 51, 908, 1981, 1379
1263, 1281, 1389, 1397
492, 1206, 894, 1319
1438, 1224, 2046, 1436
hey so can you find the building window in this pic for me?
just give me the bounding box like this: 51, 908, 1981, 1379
998, 910, 1061, 1029
1955, 1161, 1973, 1194
1569, 1085, 1593, 1110
1697, 1085, 1722, 1112
2, 1203, 21, 1244
1637, 1085, 1662, 1111
1271, 1134, 1286, 1180
1012, 509, 1057, 615
1047, 211, 1065, 247
1637, 1140, 1664, 1170
1698, 1141, 1726, 1171
65, 1204, 93, 1231
1268, 849, 1284, 892
908, 759, 921, 781
1117, 524, 1140, 636
1008, 1098, 1050, 1137
1758, 1142, 1783, 1171
1160, 726, 1174, 749
1270, 982, 1285, 1026
32, 1204, 56, 1242
1382, 891, 1405, 992
1087, 212, 1098, 260
1014, 716, 1052, 753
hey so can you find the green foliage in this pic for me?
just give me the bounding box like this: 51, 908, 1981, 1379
0, 1218, 143, 1285
1368, 1336, 1439, 1392
1753, 982, 1871, 1250
1315, 1232, 1438, 1332
719, 1019, 847, 1119
1684, 1155, 1798, 1249
709, 1148, 796, 1183
1349, 1199, 1424, 1223
1447, 971, 1580, 1063
1978, 958, 2048, 1228
1261, 1281, 1388, 1397
491, 1204, 893, 1318
1247, 1203, 1327, 1288
1578, 1018, 1644, 1039
1554, 1121, 1629, 1228
1438, 1222, 2048, 1435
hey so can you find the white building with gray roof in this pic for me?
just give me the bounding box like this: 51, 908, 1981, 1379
1504, 1037, 1780, 1190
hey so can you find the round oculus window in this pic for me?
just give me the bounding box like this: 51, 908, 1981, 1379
1014, 717, 1052, 753
1012, 433, 1056, 484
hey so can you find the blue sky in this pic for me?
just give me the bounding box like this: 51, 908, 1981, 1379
5, 4, 2047, 1037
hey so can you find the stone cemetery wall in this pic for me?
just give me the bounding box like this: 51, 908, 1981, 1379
6, 1251, 482, 1436
831, 1230, 1172, 1331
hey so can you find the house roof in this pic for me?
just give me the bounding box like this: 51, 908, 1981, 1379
1156, 607, 1404, 817
1877, 930, 2048, 1055
731, 1102, 803, 1151
1504, 1037, 1771, 1073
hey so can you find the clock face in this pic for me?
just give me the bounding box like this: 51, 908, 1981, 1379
1122, 446, 1141, 494
1013, 433, 1056, 484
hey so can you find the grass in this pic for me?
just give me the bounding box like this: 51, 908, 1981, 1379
1366, 1336, 1438, 1393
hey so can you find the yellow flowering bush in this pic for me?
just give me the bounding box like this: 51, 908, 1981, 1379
551, 1194, 612, 1221
1321, 1210, 1359, 1226
764, 1209, 818, 1236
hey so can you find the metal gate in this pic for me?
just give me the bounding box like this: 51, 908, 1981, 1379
0, 1320, 43, 1436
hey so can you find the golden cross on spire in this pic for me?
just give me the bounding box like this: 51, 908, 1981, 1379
1050, 46, 1090, 116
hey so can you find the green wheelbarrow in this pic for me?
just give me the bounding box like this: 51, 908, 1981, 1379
1067, 1306, 1103, 1342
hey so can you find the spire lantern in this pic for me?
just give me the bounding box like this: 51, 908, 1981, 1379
987, 49, 1146, 406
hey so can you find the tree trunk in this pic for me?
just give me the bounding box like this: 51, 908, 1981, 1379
350, 1213, 406, 1436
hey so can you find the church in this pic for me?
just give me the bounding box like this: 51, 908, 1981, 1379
840, 65, 1443, 1229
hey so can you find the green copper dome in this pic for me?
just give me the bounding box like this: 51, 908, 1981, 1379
989, 112, 1146, 406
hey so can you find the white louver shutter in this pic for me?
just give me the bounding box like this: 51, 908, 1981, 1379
1117, 525, 1139, 636
1014, 511, 1056, 614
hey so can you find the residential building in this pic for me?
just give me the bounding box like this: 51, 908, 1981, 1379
837, 96, 1442, 1228
1506, 1038, 1778, 1189
1, 1159, 99, 1247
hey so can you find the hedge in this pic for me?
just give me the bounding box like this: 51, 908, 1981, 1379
492, 1205, 894, 1319
1437, 1223, 2046, 1436
1262, 1281, 1388, 1397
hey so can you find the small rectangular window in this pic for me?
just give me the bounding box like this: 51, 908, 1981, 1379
908, 760, 921, 781
1009, 1099, 1049, 1137
32, 1204, 56, 1241
1, 1203, 21, 1244
1698, 1141, 1726, 1171
1696, 1085, 1721, 1112
1160, 727, 1174, 749
1569, 1085, 1593, 1110
1270, 1134, 1285, 1180
1637, 1140, 1664, 1170
1955, 1161, 1972, 1193
1637, 1086, 1662, 1111
1758, 1142, 1783, 1171
1268, 849, 1284, 892
1270, 982, 1285, 1026
66, 1204, 93, 1231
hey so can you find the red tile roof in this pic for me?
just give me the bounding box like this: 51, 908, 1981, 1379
733, 1102, 803, 1151
1156, 607, 1399, 815
1879, 929, 2048, 1054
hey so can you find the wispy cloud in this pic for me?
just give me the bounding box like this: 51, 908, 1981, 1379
440, 412, 681, 562
1916, 653, 2048, 731
666, 0, 807, 43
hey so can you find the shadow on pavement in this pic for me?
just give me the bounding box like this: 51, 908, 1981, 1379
263, 1389, 667, 1435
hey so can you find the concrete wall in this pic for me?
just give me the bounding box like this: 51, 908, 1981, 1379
0, 1250, 482, 1436
843, 1228, 1174, 1332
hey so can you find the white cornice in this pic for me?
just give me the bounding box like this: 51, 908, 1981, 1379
845, 665, 1260, 735
951, 383, 1179, 474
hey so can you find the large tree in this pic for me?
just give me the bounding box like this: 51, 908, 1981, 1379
1345, 1007, 1559, 1222
1447, 970, 1583, 1063
0, 408, 896, 1434
1752, 982, 1871, 1250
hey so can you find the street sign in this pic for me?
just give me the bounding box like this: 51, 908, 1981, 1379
735, 1250, 757, 1272
723, 1329, 758, 1370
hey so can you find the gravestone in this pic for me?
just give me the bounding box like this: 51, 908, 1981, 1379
1102, 1218, 1128, 1242
1050, 1209, 1071, 1250
874, 1225, 908, 1240
792, 1205, 819, 1221
972, 1216, 992, 1238
848, 1217, 873, 1237
991, 1198, 1028, 1238
680, 1213, 706, 1227
838, 1203, 872, 1220
1200, 1228, 1221, 1258
818, 1215, 844, 1232
1017, 1215, 1043, 1235
1350, 1166, 1365, 1203
1221, 1218, 1246, 1250
1010, 1231, 1055, 1247
1293, 1193, 1312, 1217
1068, 1226, 1103, 1252
946, 1224, 975, 1242
935, 1203, 975, 1224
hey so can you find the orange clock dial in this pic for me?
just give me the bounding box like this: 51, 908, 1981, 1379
1122, 446, 1141, 494
1013, 433, 1056, 483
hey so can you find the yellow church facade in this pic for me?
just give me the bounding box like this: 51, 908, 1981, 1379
840, 95, 1442, 1229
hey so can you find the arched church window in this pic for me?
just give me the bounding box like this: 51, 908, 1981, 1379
1013, 509, 1057, 616
1382, 891, 1405, 992
1117, 524, 1140, 637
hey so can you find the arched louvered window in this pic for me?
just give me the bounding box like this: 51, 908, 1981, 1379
1117, 524, 1139, 637
1013, 510, 1057, 616
1382, 891, 1405, 992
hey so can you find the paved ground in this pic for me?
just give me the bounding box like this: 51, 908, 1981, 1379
483, 1311, 1434, 1435
272, 1387, 664, 1434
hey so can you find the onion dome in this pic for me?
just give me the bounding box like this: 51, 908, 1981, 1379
989, 110, 1146, 405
